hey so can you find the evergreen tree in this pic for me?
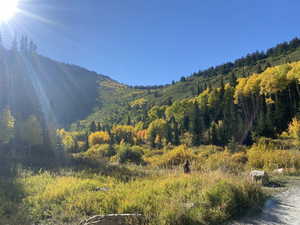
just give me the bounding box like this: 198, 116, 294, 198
97, 122, 102, 131
230, 73, 237, 87
190, 103, 202, 146
89, 121, 97, 133
11, 35, 18, 51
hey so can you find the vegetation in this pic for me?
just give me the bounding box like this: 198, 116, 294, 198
2, 36, 300, 224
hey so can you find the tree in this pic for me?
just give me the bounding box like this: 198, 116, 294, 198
189, 103, 202, 146
111, 125, 135, 144
62, 135, 76, 153
148, 105, 166, 122
11, 35, 18, 51
89, 121, 97, 133
0, 108, 16, 144
20, 35, 28, 52
230, 73, 237, 87
0, 32, 2, 47
288, 117, 300, 141
29, 40, 38, 53
147, 119, 170, 148
88, 131, 110, 146
20, 115, 43, 146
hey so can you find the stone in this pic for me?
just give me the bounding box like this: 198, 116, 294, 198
273, 168, 284, 174
250, 170, 269, 185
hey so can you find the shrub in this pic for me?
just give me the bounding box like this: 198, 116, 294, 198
82, 144, 115, 160
145, 145, 197, 168
115, 144, 144, 165
200, 181, 264, 224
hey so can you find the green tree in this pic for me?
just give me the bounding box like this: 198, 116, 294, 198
0, 108, 16, 144
21, 115, 43, 146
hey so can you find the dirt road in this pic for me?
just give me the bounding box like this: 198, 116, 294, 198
233, 182, 300, 225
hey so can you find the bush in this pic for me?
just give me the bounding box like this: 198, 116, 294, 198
79, 144, 116, 160
145, 145, 197, 168
116, 144, 144, 165
200, 181, 264, 224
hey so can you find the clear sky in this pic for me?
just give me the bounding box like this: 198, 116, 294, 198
1, 0, 300, 85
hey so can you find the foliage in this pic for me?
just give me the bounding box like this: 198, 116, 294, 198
147, 119, 170, 148
111, 125, 135, 144
247, 144, 300, 170
288, 117, 300, 141
20, 115, 43, 146
74, 144, 116, 162
89, 131, 110, 146
145, 145, 197, 168
0, 108, 15, 144
115, 144, 144, 165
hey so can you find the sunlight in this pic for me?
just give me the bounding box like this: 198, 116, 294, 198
0, 0, 19, 22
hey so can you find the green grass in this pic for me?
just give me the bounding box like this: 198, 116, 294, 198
0, 167, 265, 225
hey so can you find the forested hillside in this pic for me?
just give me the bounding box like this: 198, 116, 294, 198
80, 37, 300, 128
0, 36, 122, 126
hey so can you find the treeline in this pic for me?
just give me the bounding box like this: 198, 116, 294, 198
0, 107, 61, 173
65, 62, 300, 152
123, 37, 300, 91
0, 32, 38, 53
190, 37, 300, 78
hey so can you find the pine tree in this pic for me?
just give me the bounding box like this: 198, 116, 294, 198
89, 121, 97, 133
190, 104, 202, 146
230, 73, 237, 87
97, 122, 102, 131
0, 32, 2, 47
11, 35, 18, 51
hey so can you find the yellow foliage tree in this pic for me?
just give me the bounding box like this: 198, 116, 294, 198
88, 131, 110, 146
111, 125, 135, 144
288, 117, 300, 141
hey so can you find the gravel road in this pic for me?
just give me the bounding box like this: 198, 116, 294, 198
232, 184, 300, 225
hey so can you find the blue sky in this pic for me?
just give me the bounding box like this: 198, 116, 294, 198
2, 0, 300, 85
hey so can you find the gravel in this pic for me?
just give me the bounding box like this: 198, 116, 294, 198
232, 184, 300, 225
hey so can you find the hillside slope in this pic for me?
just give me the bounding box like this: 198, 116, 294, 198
0, 47, 122, 126
81, 37, 300, 128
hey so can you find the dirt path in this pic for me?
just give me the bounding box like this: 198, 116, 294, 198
233, 182, 300, 225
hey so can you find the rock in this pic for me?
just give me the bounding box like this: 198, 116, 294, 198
183, 202, 195, 209
273, 168, 284, 174
79, 214, 143, 225
250, 170, 269, 185
94, 187, 110, 192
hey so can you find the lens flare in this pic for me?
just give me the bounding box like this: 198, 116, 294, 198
0, 0, 19, 22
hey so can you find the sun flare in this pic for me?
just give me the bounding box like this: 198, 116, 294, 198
0, 0, 19, 22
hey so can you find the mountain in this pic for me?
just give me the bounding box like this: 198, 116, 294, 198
2, 37, 300, 131
0, 46, 122, 126
80, 37, 300, 128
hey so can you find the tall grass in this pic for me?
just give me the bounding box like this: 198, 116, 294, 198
19, 170, 264, 225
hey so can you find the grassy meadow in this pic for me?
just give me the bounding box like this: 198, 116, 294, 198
2, 136, 300, 225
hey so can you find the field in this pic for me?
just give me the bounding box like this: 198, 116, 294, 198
3, 137, 300, 225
